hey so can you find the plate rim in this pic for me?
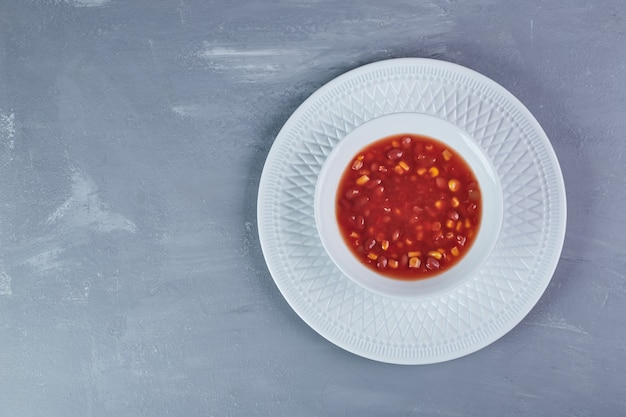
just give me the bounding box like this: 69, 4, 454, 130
257, 57, 567, 364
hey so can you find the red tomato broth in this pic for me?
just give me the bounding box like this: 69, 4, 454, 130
335, 133, 482, 280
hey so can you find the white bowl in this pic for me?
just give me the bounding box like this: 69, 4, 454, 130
314, 112, 504, 299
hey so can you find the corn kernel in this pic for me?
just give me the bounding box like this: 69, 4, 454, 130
357, 155, 364, 160
451, 197, 460, 207
429, 166, 439, 177
394, 165, 404, 174
451, 247, 460, 257
448, 179, 461, 192
435, 200, 444, 210
465, 218, 472, 229
367, 252, 378, 260
409, 257, 421, 268
407, 251, 421, 257
388, 259, 399, 269
350, 231, 360, 238
442, 149, 453, 161
381, 240, 389, 251
428, 250, 443, 260
456, 220, 464, 232
417, 167, 427, 176
446, 219, 456, 229
356, 174, 370, 185
398, 160, 410, 171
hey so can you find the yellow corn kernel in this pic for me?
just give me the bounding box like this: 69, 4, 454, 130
367, 252, 378, 260
381, 240, 389, 251
428, 166, 439, 177
446, 219, 456, 229
392, 140, 400, 148
465, 218, 472, 229
435, 200, 444, 210
448, 179, 461, 192
456, 220, 464, 232
388, 259, 399, 269
398, 160, 410, 171
451, 247, 460, 257
350, 231, 360, 238
356, 174, 370, 185
451, 197, 460, 207
394, 165, 405, 174
357, 155, 364, 160
417, 167, 427, 176
407, 251, 421, 258
442, 149, 453, 161
428, 250, 443, 260
409, 257, 421, 268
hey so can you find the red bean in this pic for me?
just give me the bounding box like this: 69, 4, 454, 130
399, 253, 408, 268
373, 185, 385, 197
426, 257, 440, 270
386, 148, 403, 161
345, 187, 360, 199
355, 196, 369, 207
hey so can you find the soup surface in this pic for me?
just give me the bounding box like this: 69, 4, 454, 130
335, 133, 482, 280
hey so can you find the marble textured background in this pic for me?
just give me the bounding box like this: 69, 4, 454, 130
0, 1, 624, 416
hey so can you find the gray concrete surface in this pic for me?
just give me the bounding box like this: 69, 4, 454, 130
0, 0, 624, 416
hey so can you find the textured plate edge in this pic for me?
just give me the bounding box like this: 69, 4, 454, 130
257, 57, 568, 365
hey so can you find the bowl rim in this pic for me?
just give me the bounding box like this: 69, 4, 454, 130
314, 112, 504, 300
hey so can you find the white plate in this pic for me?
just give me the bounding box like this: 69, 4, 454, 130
257, 58, 567, 364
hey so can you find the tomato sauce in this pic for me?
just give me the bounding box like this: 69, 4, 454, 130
336, 134, 482, 280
